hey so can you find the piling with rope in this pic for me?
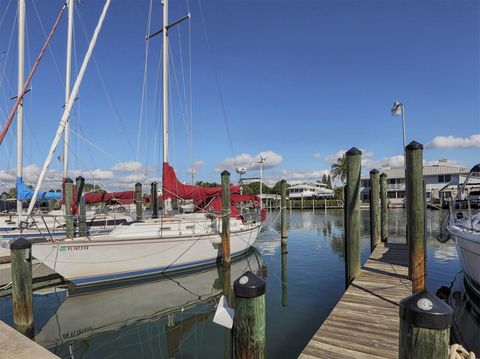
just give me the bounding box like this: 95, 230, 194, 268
10, 238, 33, 338
405, 141, 426, 292
221, 170, 231, 266
399, 289, 452, 359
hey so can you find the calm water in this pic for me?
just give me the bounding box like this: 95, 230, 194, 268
1, 208, 476, 358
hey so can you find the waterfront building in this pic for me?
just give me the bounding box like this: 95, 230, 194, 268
288, 181, 334, 199
360, 162, 470, 207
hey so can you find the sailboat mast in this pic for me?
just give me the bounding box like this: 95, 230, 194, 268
162, 0, 169, 163
16, 0, 25, 223
63, 0, 74, 179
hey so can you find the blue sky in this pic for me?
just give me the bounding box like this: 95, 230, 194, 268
0, 0, 478, 191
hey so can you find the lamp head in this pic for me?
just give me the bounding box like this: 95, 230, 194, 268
236, 167, 247, 175
391, 101, 403, 116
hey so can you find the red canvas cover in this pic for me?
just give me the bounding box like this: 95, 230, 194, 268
84, 191, 134, 205
162, 162, 240, 208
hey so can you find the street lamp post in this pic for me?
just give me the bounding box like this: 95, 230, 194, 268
391, 101, 406, 168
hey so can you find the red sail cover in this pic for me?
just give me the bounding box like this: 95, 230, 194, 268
84, 191, 134, 205
162, 162, 260, 218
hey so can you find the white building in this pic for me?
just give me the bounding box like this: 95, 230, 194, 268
360, 162, 470, 207
288, 181, 334, 199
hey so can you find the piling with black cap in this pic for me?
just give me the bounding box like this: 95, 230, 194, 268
280, 179, 287, 243
345, 147, 362, 288
380, 172, 388, 242
135, 182, 142, 221
10, 238, 33, 337
151, 182, 158, 219
369, 169, 381, 252
234, 271, 266, 359
399, 290, 452, 359
405, 141, 426, 293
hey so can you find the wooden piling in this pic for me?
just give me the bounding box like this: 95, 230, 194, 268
369, 169, 381, 252
234, 271, 266, 359
76, 176, 87, 236
405, 141, 426, 293
281, 179, 287, 243
64, 178, 74, 239
399, 290, 452, 359
344, 147, 362, 288
151, 182, 158, 219
221, 170, 231, 266
10, 238, 33, 337
380, 172, 388, 242
135, 182, 142, 221
281, 249, 287, 307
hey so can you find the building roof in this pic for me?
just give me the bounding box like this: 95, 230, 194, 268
362, 165, 469, 180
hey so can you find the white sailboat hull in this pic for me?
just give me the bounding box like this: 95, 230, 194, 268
449, 218, 480, 287
32, 223, 261, 286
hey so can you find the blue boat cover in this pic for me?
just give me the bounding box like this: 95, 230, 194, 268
16, 177, 62, 201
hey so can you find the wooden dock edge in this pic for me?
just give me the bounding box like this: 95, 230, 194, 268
0, 320, 59, 358
299, 242, 411, 359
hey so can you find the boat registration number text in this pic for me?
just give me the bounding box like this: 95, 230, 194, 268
60, 246, 89, 252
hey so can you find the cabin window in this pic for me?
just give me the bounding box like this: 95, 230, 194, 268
438, 175, 451, 183
397, 191, 405, 199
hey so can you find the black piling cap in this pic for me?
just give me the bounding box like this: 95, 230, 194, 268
234, 271, 266, 298
221, 170, 230, 176
135, 182, 142, 187
75, 176, 85, 182
346, 147, 362, 156
369, 169, 379, 175
406, 141, 424, 150
380, 172, 387, 178
470, 163, 480, 173
63, 178, 73, 184
10, 238, 32, 250
399, 289, 453, 329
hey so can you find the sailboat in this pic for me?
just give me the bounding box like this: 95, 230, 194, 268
30, 0, 263, 286
447, 164, 480, 294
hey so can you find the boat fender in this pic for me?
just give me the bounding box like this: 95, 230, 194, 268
436, 231, 450, 243
210, 236, 222, 245
456, 212, 464, 219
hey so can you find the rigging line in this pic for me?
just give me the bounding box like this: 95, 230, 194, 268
136, 0, 154, 164
197, 0, 236, 162
31, 0, 65, 86
168, 41, 191, 149
0, 10, 17, 100
176, 24, 191, 144
0, 0, 13, 28
74, 7, 135, 158
69, 126, 123, 162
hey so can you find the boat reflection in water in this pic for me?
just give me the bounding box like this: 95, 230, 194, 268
438, 272, 480, 355
35, 248, 264, 358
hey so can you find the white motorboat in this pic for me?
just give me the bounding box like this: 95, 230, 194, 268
447, 164, 480, 290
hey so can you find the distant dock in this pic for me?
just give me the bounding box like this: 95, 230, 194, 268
300, 241, 410, 359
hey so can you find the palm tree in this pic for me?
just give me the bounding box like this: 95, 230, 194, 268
330, 154, 347, 184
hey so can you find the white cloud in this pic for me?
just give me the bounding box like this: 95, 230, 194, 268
313, 152, 322, 159
427, 134, 480, 149
278, 169, 330, 184
89, 169, 114, 180
117, 173, 147, 183
187, 160, 205, 175
324, 150, 346, 164
216, 151, 283, 172
111, 161, 143, 172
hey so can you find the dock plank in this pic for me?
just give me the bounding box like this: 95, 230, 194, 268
299, 241, 411, 359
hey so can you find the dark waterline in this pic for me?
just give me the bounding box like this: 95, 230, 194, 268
0, 208, 467, 358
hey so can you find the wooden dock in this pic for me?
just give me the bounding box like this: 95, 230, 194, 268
299, 241, 411, 359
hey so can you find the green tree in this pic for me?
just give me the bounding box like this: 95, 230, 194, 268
195, 181, 220, 188
326, 175, 332, 189
8, 187, 16, 199
321, 174, 327, 184
271, 180, 290, 194
245, 181, 271, 195
330, 154, 347, 184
